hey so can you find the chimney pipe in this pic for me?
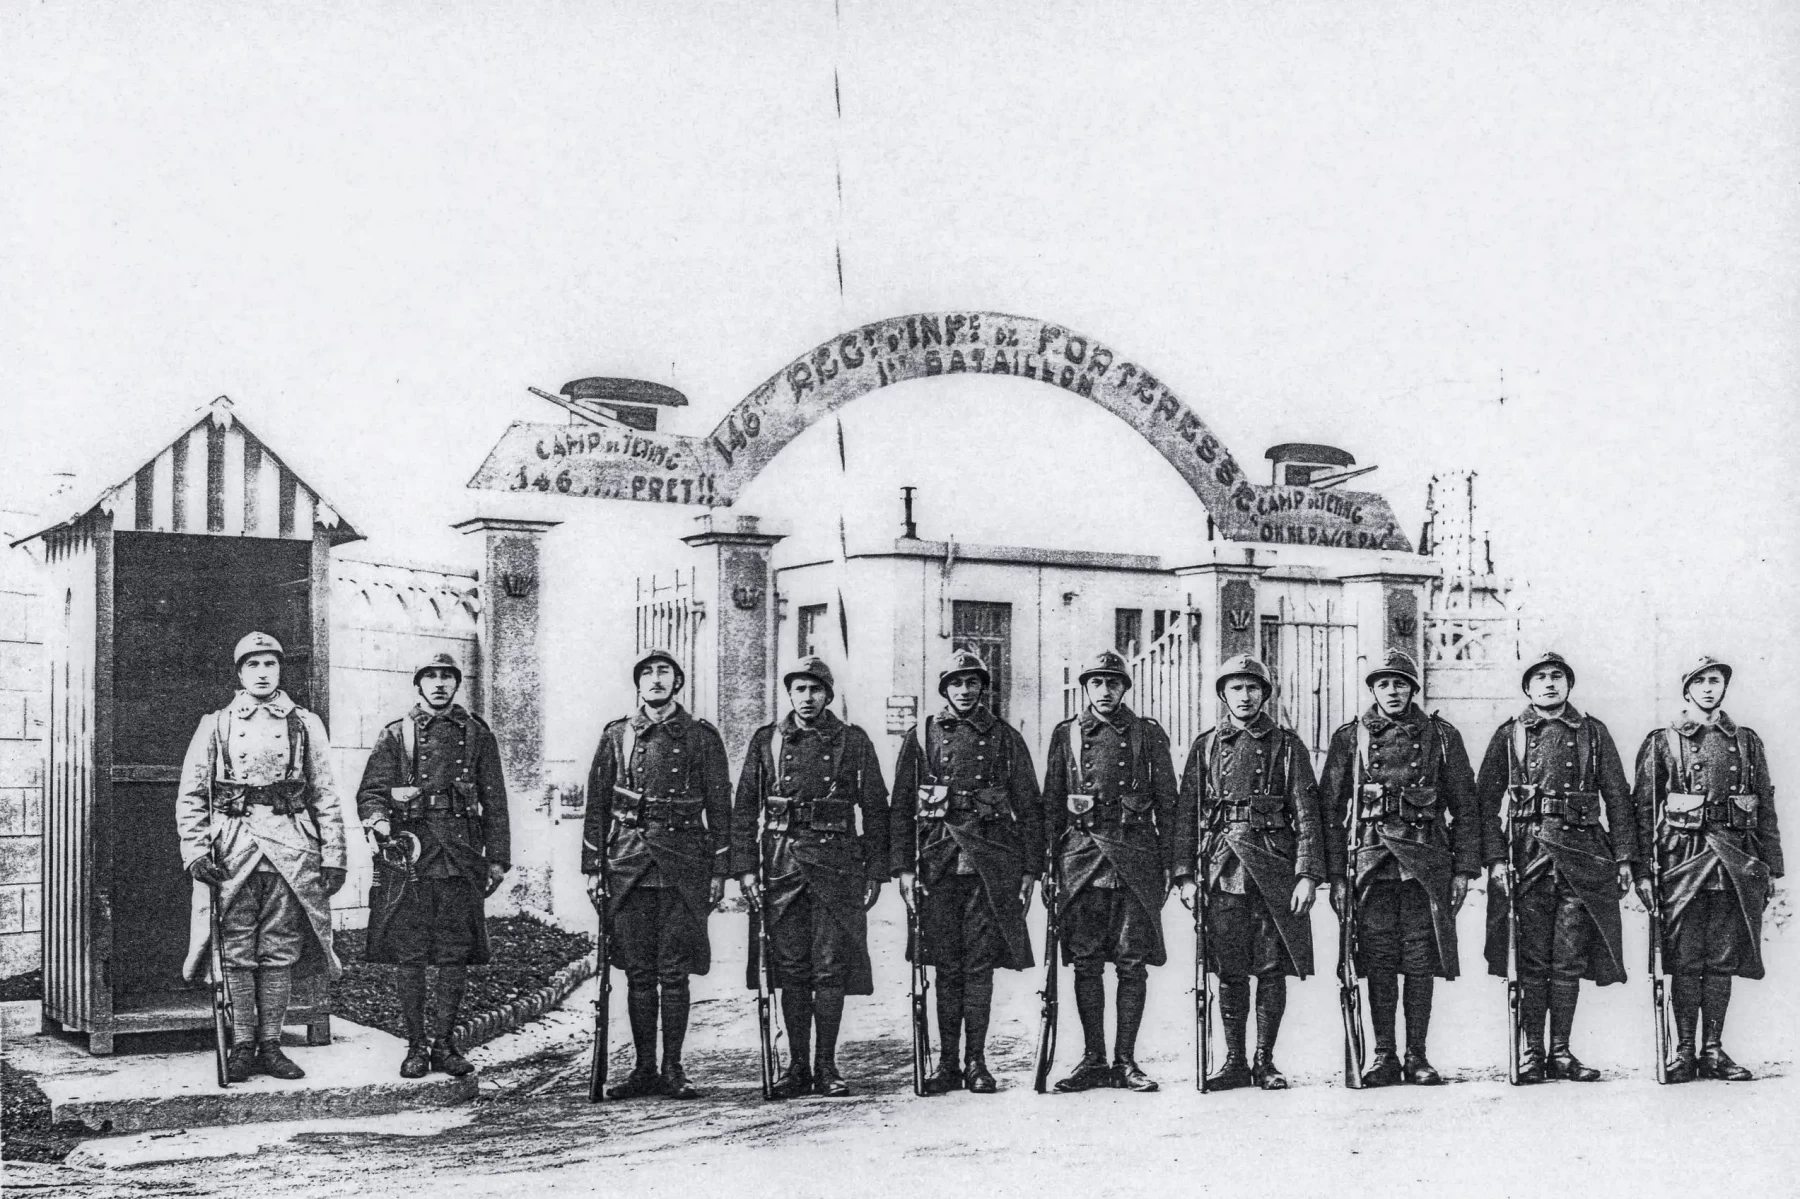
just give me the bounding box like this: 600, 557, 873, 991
901, 486, 917, 540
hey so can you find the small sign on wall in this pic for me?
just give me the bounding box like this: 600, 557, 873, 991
886, 695, 919, 735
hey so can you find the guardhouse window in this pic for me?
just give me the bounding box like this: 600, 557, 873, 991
1114, 608, 1142, 657
798, 603, 828, 658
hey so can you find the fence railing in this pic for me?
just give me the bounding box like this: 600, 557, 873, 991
1062, 612, 1203, 766
636, 567, 710, 725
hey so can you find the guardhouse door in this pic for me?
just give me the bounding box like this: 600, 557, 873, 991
952, 601, 1013, 721
110, 532, 313, 996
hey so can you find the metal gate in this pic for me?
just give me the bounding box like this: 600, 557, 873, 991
636, 567, 711, 725
952, 600, 1012, 720
1061, 611, 1203, 766
1262, 593, 1360, 768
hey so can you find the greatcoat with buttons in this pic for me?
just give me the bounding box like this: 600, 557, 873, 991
1475, 706, 1636, 984
1632, 709, 1783, 979
1040, 704, 1179, 967
889, 704, 1042, 971
732, 709, 890, 994
1319, 703, 1479, 979
1175, 711, 1325, 975
581, 703, 733, 976
175, 690, 346, 983
358, 701, 511, 965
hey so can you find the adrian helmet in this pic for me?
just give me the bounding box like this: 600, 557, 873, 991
632, 647, 686, 692
1680, 655, 1732, 694
1519, 650, 1575, 693
1077, 649, 1132, 690
233, 631, 284, 669
937, 648, 991, 697
413, 652, 464, 687
783, 656, 836, 699
1215, 654, 1273, 697
1364, 649, 1421, 692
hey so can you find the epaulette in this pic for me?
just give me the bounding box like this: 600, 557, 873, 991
466, 709, 492, 730
694, 717, 720, 734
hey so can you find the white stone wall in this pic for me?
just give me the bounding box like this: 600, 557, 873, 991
0, 515, 45, 976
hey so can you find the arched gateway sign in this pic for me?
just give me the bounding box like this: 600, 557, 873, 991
469, 312, 1409, 550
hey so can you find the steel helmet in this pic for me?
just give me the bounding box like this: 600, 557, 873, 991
1519, 650, 1575, 693
1364, 649, 1421, 691
783, 656, 836, 699
233, 631, 284, 669
632, 647, 686, 692
1215, 654, 1273, 697
937, 648, 991, 697
413, 652, 464, 687
1077, 649, 1132, 690
1680, 655, 1732, 694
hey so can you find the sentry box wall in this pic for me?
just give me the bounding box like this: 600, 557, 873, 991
18, 397, 361, 1054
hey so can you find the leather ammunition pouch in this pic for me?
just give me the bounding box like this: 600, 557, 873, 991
1664, 792, 1706, 831
765, 794, 855, 835
1214, 791, 1290, 832
216, 779, 310, 818
1359, 783, 1440, 826
1071, 790, 1151, 831
611, 784, 704, 831
917, 785, 951, 820
1509, 784, 1602, 828
395, 780, 481, 822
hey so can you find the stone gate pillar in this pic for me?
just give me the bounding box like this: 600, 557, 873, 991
453, 516, 560, 910
1344, 567, 1436, 693
683, 514, 785, 769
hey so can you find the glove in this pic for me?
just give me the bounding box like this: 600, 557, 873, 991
322, 866, 348, 896
189, 856, 229, 888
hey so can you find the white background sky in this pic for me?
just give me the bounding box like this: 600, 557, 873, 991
4, 1, 1797, 767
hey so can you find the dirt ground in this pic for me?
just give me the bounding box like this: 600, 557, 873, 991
6, 891, 1795, 1198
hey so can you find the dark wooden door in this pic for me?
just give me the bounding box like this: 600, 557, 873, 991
110, 533, 313, 995
951, 601, 1013, 721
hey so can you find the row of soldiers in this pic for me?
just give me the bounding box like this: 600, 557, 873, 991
172, 630, 1781, 1096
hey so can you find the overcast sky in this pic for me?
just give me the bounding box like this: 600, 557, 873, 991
4, 1, 1796, 755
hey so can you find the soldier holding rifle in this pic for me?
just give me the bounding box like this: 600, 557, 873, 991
1040, 650, 1180, 1094
734, 657, 888, 1098
891, 649, 1042, 1095
1633, 656, 1783, 1082
176, 633, 346, 1083
1320, 650, 1479, 1087
1176, 655, 1324, 1091
357, 652, 511, 1079
582, 649, 732, 1099
1475, 651, 1642, 1084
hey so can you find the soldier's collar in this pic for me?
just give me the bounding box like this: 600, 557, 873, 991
1361, 702, 1423, 733
783, 708, 842, 737
232, 689, 294, 718
938, 703, 996, 732
1220, 710, 1276, 739
1521, 702, 1583, 730
1672, 707, 1736, 737
1080, 703, 1134, 733
633, 701, 688, 733
412, 701, 468, 726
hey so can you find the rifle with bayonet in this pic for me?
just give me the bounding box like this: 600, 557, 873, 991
908, 806, 933, 1097
1502, 781, 1526, 1085
206, 840, 233, 1090
587, 843, 613, 1102
1648, 781, 1671, 1085
1033, 854, 1061, 1093
1338, 738, 1368, 1089
1194, 853, 1213, 1092
752, 798, 780, 1100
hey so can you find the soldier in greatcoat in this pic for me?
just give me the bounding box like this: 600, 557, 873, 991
582, 648, 733, 1099
890, 648, 1042, 1094
176, 632, 346, 1083
1175, 655, 1324, 1090
1320, 649, 1479, 1087
1476, 651, 1644, 1083
734, 657, 889, 1098
1040, 650, 1180, 1093
1633, 656, 1784, 1082
357, 652, 511, 1079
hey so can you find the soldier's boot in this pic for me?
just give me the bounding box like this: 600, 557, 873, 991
255, 1042, 307, 1081
812, 987, 850, 1096
924, 967, 964, 1095
1401, 975, 1444, 1086
1545, 978, 1599, 1081
1206, 976, 1253, 1090
769, 987, 815, 1100
1055, 971, 1114, 1092
1667, 975, 1701, 1084
430, 1038, 474, 1078
1363, 973, 1404, 1087
399, 1040, 431, 1080
962, 970, 997, 1094
252, 967, 303, 1079
607, 983, 666, 1099
659, 979, 700, 1098
1516, 979, 1548, 1084
1698, 976, 1753, 1081
226, 1043, 258, 1084
1053, 1053, 1117, 1093
1251, 975, 1288, 1091
768, 1060, 814, 1101
1113, 973, 1157, 1092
